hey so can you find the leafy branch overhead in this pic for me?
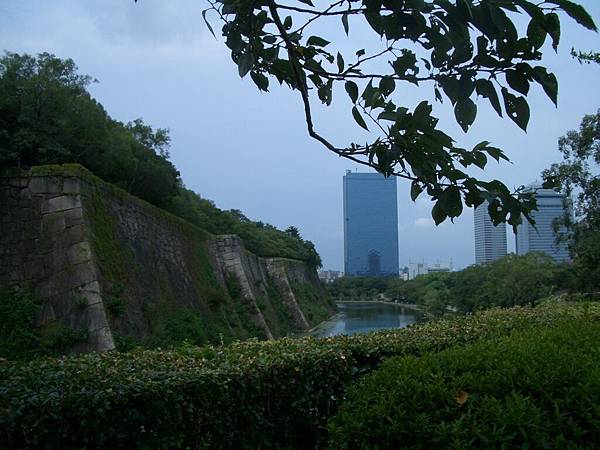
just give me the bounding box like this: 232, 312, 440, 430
201, 0, 597, 227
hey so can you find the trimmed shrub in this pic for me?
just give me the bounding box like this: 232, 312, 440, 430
328, 320, 600, 449
1, 301, 599, 449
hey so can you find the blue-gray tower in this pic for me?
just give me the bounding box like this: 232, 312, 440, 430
515, 184, 571, 263
343, 171, 399, 277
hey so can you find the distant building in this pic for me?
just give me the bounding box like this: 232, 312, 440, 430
343, 171, 399, 277
515, 185, 571, 263
474, 200, 507, 265
318, 270, 343, 283
400, 266, 409, 281
428, 261, 453, 274
408, 260, 452, 279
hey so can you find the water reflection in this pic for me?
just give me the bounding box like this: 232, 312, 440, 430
310, 302, 420, 338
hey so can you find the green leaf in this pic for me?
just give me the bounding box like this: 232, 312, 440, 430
506, 70, 530, 95
297, 0, 315, 6
475, 79, 502, 117
352, 106, 369, 131
318, 81, 333, 105
337, 52, 345, 73
250, 71, 269, 91
410, 182, 423, 201
526, 18, 546, 49
440, 186, 463, 218
202, 10, 216, 39
283, 16, 293, 30
356, 49, 366, 58
501, 87, 530, 131
431, 201, 447, 225
532, 67, 558, 106
238, 51, 255, 78
485, 146, 509, 162
546, 0, 597, 31
263, 35, 277, 45
379, 76, 395, 96
342, 13, 349, 35
472, 152, 488, 169
542, 13, 561, 51
306, 36, 330, 47
345, 81, 359, 103
454, 98, 477, 132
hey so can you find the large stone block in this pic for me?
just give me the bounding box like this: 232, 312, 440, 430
63, 177, 81, 194
67, 241, 92, 265
29, 176, 63, 194
41, 195, 81, 214
64, 207, 84, 228
42, 211, 67, 234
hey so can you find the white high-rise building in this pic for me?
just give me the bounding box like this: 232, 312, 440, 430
474, 201, 507, 265
516, 185, 571, 263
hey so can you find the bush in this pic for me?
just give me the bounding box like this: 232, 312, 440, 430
328, 319, 600, 449
0, 290, 40, 360
1, 301, 599, 449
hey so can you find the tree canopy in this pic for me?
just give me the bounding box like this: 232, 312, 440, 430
0, 51, 322, 267
544, 109, 600, 290
200, 0, 597, 228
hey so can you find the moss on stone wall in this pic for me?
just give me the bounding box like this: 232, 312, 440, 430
291, 281, 335, 325
2, 164, 334, 352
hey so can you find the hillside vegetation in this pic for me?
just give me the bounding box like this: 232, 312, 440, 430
327, 252, 581, 317
0, 51, 320, 267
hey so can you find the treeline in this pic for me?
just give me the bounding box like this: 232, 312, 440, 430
0, 52, 320, 267
327, 252, 577, 317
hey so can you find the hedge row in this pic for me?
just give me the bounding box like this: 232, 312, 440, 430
1, 300, 599, 449
328, 319, 600, 449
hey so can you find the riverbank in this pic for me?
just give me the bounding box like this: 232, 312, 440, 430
303, 301, 422, 337
334, 300, 420, 310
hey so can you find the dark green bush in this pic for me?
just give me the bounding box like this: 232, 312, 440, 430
328, 319, 600, 449
1, 301, 598, 449
0, 290, 40, 360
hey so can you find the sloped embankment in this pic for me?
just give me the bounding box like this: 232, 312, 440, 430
0, 164, 335, 352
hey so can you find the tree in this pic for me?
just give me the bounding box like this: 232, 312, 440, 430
0, 51, 181, 208
196, 0, 596, 228
571, 48, 600, 64
543, 109, 600, 291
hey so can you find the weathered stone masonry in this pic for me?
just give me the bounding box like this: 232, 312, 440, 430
0, 171, 113, 352
0, 165, 334, 353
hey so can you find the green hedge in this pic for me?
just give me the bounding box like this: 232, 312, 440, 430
1, 301, 599, 449
328, 319, 600, 449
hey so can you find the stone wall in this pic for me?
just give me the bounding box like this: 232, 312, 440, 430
0, 168, 113, 352
0, 165, 334, 353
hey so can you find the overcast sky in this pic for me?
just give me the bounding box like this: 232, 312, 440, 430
2, 0, 599, 271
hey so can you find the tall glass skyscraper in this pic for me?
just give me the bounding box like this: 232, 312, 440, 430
343, 171, 399, 276
516, 185, 571, 263
474, 201, 507, 265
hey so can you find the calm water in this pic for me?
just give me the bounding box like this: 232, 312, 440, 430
309, 302, 421, 338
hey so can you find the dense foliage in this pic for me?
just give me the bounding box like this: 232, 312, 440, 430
167, 188, 321, 265
0, 290, 88, 360
544, 109, 600, 291
202, 0, 596, 228
0, 52, 180, 208
327, 253, 569, 316
0, 52, 320, 266
1, 301, 597, 449
328, 318, 600, 449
